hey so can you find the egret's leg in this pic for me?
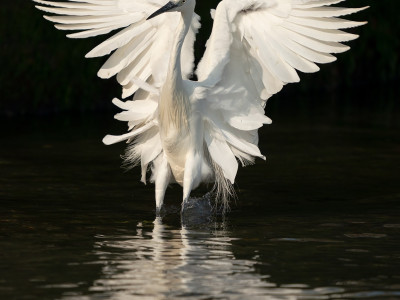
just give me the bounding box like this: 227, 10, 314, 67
182, 180, 192, 205
182, 154, 194, 212
182, 151, 202, 212
155, 157, 171, 214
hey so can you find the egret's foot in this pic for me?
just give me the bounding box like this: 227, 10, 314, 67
156, 207, 162, 217
155, 205, 169, 217
181, 192, 214, 226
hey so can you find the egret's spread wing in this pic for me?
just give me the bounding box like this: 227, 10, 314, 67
34, 0, 200, 98
196, 0, 366, 182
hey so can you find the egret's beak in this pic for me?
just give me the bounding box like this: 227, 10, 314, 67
147, 1, 178, 20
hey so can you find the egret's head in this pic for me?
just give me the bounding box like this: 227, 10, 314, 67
147, 0, 190, 20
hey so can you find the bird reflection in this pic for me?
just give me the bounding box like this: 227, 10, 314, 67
88, 217, 272, 299
87, 218, 344, 299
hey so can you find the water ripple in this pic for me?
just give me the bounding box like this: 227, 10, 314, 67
71, 217, 359, 300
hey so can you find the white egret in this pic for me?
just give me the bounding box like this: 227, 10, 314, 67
34, 0, 367, 213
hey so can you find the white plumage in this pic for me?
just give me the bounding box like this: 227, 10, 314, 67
34, 0, 367, 212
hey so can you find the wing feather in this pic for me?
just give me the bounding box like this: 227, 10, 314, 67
281, 22, 358, 42
287, 16, 366, 30
291, 6, 368, 18
204, 129, 238, 184
293, 0, 345, 9
86, 22, 152, 57
116, 48, 152, 86
97, 28, 156, 78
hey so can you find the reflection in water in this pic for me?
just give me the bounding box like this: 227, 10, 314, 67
84, 218, 347, 300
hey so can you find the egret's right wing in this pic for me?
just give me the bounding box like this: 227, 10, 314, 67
195, 0, 367, 183
34, 0, 201, 183
34, 0, 200, 98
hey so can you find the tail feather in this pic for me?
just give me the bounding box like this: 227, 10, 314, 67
203, 144, 235, 213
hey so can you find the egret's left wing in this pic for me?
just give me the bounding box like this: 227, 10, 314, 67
196, 0, 367, 183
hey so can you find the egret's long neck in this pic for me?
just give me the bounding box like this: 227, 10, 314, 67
159, 7, 194, 133
167, 6, 193, 89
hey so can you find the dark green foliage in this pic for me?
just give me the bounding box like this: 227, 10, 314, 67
0, 0, 399, 122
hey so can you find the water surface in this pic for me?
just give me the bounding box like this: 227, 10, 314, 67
0, 115, 399, 299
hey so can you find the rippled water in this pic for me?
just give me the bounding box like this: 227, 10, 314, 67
0, 115, 399, 299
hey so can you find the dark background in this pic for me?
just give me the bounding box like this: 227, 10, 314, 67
1, 0, 399, 128
1, 3, 399, 298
